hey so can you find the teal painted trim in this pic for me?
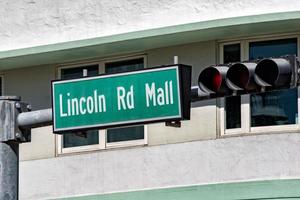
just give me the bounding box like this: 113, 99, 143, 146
1, 11, 300, 69
55, 179, 300, 200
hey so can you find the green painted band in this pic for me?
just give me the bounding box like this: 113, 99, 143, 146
56, 179, 300, 200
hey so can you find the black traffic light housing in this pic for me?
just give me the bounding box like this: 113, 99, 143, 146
226, 62, 257, 92
196, 55, 299, 100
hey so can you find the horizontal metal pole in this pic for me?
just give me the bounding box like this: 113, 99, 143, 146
16, 86, 206, 129
17, 108, 52, 129
190, 86, 210, 102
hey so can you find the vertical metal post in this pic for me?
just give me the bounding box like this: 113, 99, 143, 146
0, 96, 50, 200
173, 56, 178, 65
0, 141, 19, 200
0, 96, 22, 200
83, 68, 88, 77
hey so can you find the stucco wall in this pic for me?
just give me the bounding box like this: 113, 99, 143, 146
19, 133, 300, 200
20, 126, 56, 160
1, 0, 300, 51
4, 65, 55, 110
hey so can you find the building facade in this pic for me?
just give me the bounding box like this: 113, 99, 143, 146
1, 0, 300, 199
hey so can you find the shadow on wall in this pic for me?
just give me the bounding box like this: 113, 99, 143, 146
191, 99, 216, 108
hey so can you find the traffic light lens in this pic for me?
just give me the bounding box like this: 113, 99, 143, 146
212, 73, 222, 91
198, 67, 222, 92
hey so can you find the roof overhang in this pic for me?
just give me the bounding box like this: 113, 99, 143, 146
1, 11, 300, 70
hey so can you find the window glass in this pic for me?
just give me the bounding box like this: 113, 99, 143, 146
105, 58, 143, 74
0, 76, 2, 96
226, 95, 241, 129
107, 126, 144, 143
61, 65, 98, 79
249, 38, 298, 127
105, 58, 144, 143
224, 44, 242, 129
61, 65, 100, 148
224, 44, 241, 64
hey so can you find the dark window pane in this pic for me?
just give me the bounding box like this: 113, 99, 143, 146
107, 126, 144, 143
249, 38, 298, 127
224, 44, 241, 64
61, 65, 98, 79
251, 89, 297, 126
249, 38, 297, 60
106, 58, 144, 73
105, 58, 144, 143
225, 96, 241, 129
63, 130, 99, 148
0, 77, 2, 96
224, 44, 241, 129
61, 65, 99, 148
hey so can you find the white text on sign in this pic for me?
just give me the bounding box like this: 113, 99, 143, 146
59, 81, 174, 117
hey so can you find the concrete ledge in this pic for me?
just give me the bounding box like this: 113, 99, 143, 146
20, 133, 300, 199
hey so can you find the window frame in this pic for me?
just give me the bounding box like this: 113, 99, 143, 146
219, 34, 300, 136
56, 55, 148, 155
103, 55, 148, 149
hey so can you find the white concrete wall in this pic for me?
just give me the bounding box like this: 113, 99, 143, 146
20, 126, 56, 161
20, 133, 300, 200
1, 0, 300, 51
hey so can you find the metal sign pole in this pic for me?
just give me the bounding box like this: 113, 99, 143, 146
0, 96, 52, 200
0, 141, 19, 199
0, 96, 22, 200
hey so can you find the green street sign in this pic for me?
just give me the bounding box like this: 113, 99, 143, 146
52, 65, 191, 133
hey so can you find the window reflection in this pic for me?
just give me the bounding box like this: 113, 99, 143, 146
249, 38, 298, 127
251, 89, 297, 126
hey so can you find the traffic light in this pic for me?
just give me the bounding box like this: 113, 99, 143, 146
194, 55, 299, 100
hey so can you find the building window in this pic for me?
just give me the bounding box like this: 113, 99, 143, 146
249, 39, 298, 127
57, 57, 147, 154
60, 65, 100, 149
220, 36, 299, 135
223, 44, 242, 129
0, 75, 3, 96
105, 58, 145, 144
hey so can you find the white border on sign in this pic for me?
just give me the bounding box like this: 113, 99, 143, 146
52, 66, 182, 132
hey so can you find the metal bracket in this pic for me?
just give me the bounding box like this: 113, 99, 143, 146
0, 96, 31, 143
165, 121, 181, 128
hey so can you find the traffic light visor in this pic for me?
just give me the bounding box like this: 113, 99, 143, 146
255, 58, 291, 87
226, 63, 250, 90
